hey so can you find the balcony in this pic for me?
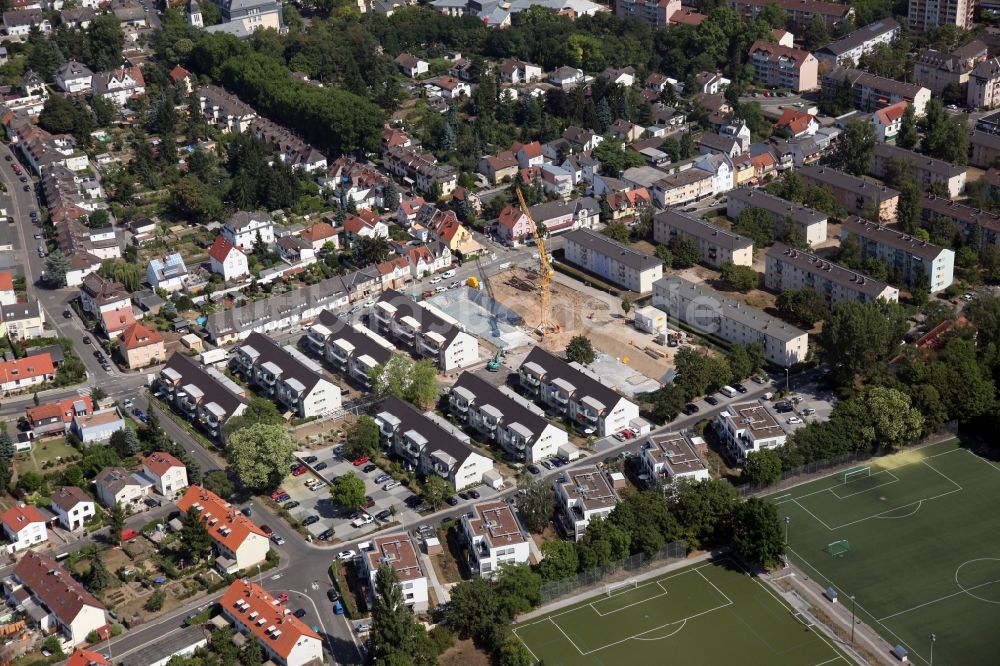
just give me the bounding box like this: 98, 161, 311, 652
450, 397, 468, 414
257, 371, 276, 387
305, 333, 326, 351
520, 372, 540, 387
550, 391, 569, 404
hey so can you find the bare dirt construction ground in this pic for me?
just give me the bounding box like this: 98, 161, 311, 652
438, 638, 492, 666
487, 267, 676, 381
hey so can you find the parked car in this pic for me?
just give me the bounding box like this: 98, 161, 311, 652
774, 402, 794, 413
293, 608, 307, 618
284, 500, 300, 510
442, 269, 456, 278
315, 462, 328, 471
273, 493, 290, 503
435, 286, 447, 293
468, 489, 480, 499
404, 495, 420, 507
705, 395, 719, 406
613, 431, 627, 442
327, 588, 340, 602
786, 416, 803, 425
374, 473, 391, 484
261, 525, 274, 536
292, 466, 308, 476
422, 290, 434, 298
363, 464, 377, 473
351, 514, 373, 528
527, 464, 540, 474
375, 509, 392, 521
445, 496, 459, 506
353, 456, 370, 466
304, 456, 318, 464
802, 408, 816, 416
302, 515, 320, 526
271, 534, 285, 545
449, 281, 461, 289
429, 276, 443, 284
732, 382, 748, 394
383, 481, 401, 491
270, 489, 288, 501
364, 496, 375, 509
318, 529, 334, 541
683, 403, 700, 415
540, 460, 552, 470
458, 491, 469, 500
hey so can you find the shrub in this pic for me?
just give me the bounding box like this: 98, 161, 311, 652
145, 589, 166, 612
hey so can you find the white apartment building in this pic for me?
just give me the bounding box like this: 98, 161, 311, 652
715, 400, 787, 461
233, 332, 342, 419
460, 501, 531, 577
361, 534, 429, 611
556, 466, 620, 541
653, 276, 809, 366
449, 371, 567, 464
639, 432, 710, 486
765, 244, 900, 305
815, 19, 901, 68
653, 210, 754, 269
222, 210, 275, 251
563, 229, 663, 293
518, 347, 641, 438
370, 289, 480, 372
305, 311, 396, 389
726, 188, 828, 247
840, 217, 955, 292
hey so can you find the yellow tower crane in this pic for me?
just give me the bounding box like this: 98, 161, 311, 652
516, 187, 556, 336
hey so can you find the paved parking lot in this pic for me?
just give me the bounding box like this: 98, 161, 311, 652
282, 445, 503, 544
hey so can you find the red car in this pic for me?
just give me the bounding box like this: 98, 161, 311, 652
261, 525, 274, 536
291, 465, 308, 476
352, 456, 370, 466
270, 489, 288, 500
277, 593, 288, 604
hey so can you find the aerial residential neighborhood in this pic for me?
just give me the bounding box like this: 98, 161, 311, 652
0, 0, 994, 664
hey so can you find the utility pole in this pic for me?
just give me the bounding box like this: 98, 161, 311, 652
784, 516, 790, 545
850, 595, 856, 645
930, 633, 936, 666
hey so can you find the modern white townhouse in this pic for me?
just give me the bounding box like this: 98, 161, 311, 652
141, 452, 189, 498
653, 210, 754, 269
460, 501, 531, 577
765, 243, 900, 305
49, 487, 95, 532
156, 353, 249, 439
374, 397, 495, 491
715, 400, 787, 461
871, 143, 967, 199
304, 310, 396, 389
370, 289, 480, 372
639, 432, 710, 486
556, 466, 620, 541
726, 188, 829, 247
360, 534, 429, 612
563, 229, 663, 293
653, 276, 809, 366
517, 347, 641, 438
449, 371, 567, 464
840, 216, 955, 292
232, 332, 341, 419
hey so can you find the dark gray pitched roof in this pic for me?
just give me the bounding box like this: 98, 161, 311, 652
161, 353, 248, 418
654, 210, 753, 252
375, 289, 463, 347
377, 396, 481, 474
205, 275, 347, 339
563, 229, 661, 273
452, 371, 551, 440
237, 332, 326, 394
520, 347, 625, 417
315, 310, 394, 366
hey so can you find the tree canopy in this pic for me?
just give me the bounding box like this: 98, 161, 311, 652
226, 423, 295, 493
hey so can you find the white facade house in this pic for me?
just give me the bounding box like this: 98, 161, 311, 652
370, 290, 480, 372
815, 19, 901, 68
142, 452, 189, 498
208, 236, 250, 281
54, 60, 93, 93
726, 188, 828, 247
653, 276, 809, 367
361, 534, 429, 611
0, 505, 47, 550
517, 347, 640, 438
639, 433, 710, 486
92, 65, 145, 106
94, 467, 151, 511
220, 580, 323, 666
715, 400, 787, 461
49, 487, 95, 531
177, 485, 271, 573
305, 311, 395, 390
448, 371, 567, 464
222, 211, 275, 251
765, 244, 900, 305
375, 397, 494, 491
146, 253, 188, 292
233, 333, 341, 419
841, 216, 955, 293
556, 467, 619, 541
460, 501, 531, 577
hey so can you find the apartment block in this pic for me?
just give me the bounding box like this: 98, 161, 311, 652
969, 58, 1000, 109
653, 276, 809, 367
908, 0, 975, 32
233, 332, 341, 419
747, 41, 819, 93
517, 347, 641, 438
563, 229, 663, 293
361, 534, 429, 611
383, 144, 457, 196
374, 397, 494, 490
726, 188, 828, 246
920, 194, 1000, 246
651, 168, 716, 207
449, 371, 567, 464
798, 165, 900, 222
304, 310, 395, 389
156, 353, 249, 439
369, 289, 479, 372
824, 67, 931, 116
871, 143, 966, 199
728, 0, 854, 30
841, 216, 955, 292
913, 47, 976, 97
970, 130, 1000, 168
765, 243, 900, 305
556, 466, 620, 541
815, 19, 901, 68
652, 210, 753, 268
639, 432, 710, 487
460, 501, 531, 577
177, 485, 271, 573
715, 400, 787, 461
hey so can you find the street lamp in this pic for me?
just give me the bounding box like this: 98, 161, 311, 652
850, 595, 856, 645
785, 367, 789, 392
930, 633, 936, 666
784, 516, 790, 545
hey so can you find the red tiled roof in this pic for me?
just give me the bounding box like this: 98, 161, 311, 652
119, 321, 163, 351
168, 65, 191, 83
776, 108, 815, 135
176, 485, 267, 554
208, 235, 239, 263
302, 222, 337, 243
143, 451, 184, 477
1, 504, 45, 533
26, 395, 92, 425
515, 141, 542, 159
875, 100, 908, 125
670, 9, 706, 25
749, 40, 813, 67
497, 204, 527, 231
13, 551, 104, 627
66, 648, 111, 666
221, 579, 320, 659
0, 271, 13, 292
100, 308, 136, 335
0, 354, 54, 383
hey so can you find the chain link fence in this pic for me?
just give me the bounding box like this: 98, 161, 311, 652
539, 541, 687, 605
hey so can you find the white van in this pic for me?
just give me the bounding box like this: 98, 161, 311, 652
720, 385, 738, 398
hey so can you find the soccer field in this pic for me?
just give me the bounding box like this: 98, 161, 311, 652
513, 559, 851, 666
772, 439, 1000, 666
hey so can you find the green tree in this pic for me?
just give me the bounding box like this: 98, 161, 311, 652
420, 475, 451, 510
240, 638, 264, 666
732, 497, 785, 569
368, 354, 439, 409
646, 384, 686, 423
775, 288, 830, 327
608, 491, 678, 556
832, 120, 876, 176
38, 95, 79, 134
331, 472, 367, 510
497, 632, 535, 666
801, 14, 829, 51
719, 262, 758, 292
898, 103, 918, 150
145, 589, 166, 612
445, 577, 507, 649
344, 416, 381, 461
674, 348, 732, 400
655, 244, 673, 268
202, 469, 235, 499
537, 540, 579, 581
733, 207, 775, 247
564, 335, 596, 365
0, 428, 15, 494
515, 476, 554, 533
370, 564, 437, 665
742, 449, 782, 487
575, 517, 630, 570
109, 503, 125, 545
494, 563, 541, 616
86, 15, 125, 71
44, 251, 70, 287
820, 299, 907, 381
668, 478, 738, 550
667, 236, 701, 268
109, 428, 141, 458
221, 397, 283, 439
226, 423, 295, 493
621, 297, 631, 316
726, 343, 763, 380
179, 507, 213, 561
601, 222, 631, 244
86, 557, 113, 592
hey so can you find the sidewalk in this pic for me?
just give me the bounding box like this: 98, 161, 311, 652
420, 553, 450, 604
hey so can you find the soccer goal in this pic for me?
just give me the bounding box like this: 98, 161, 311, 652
842, 466, 871, 484
606, 579, 638, 596
824, 540, 851, 557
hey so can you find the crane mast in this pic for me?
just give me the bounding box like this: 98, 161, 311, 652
516, 187, 554, 336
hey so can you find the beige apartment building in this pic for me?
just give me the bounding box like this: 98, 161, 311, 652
653, 210, 753, 269
765, 243, 900, 305
798, 165, 899, 222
